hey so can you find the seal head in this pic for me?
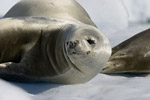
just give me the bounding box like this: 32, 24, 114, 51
53, 25, 112, 84
42, 23, 111, 84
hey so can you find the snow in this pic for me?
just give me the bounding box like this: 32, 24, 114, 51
0, 0, 20, 16
122, 0, 150, 23
0, 0, 150, 100
32, 74, 150, 100
105, 23, 150, 47
2, 73, 150, 100
0, 80, 32, 100
76, 0, 128, 34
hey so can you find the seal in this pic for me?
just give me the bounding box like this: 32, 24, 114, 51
1, 0, 111, 84
0, 17, 111, 84
102, 28, 150, 74
4, 0, 96, 27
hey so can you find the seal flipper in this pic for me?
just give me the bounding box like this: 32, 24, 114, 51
0, 45, 58, 82
0, 62, 38, 82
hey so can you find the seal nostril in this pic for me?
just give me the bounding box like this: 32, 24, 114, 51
66, 42, 69, 46
67, 40, 79, 49
70, 42, 74, 48
87, 39, 95, 45
67, 41, 77, 49
86, 51, 91, 55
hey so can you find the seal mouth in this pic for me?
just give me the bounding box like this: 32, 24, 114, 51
66, 40, 79, 55
63, 39, 84, 73
66, 40, 92, 55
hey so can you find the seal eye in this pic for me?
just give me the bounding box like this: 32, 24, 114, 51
87, 39, 95, 45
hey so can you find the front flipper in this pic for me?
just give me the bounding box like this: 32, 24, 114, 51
0, 62, 41, 82
0, 43, 59, 82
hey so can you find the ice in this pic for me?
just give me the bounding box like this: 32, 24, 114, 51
76, 0, 128, 34
1, 73, 150, 100
31, 74, 150, 100
0, 0, 20, 16
122, 0, 150, 23
106, 24, 150, 47
0, 79, 31, 100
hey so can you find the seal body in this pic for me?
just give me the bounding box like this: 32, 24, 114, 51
102, 28, 150, 74
0, 0, 111, 84
4, 0, 96, 27
0, 17, 111, 84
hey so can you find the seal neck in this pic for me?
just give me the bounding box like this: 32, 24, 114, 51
45, 26, 73, 76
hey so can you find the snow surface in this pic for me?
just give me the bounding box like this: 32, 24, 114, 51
0, 0, 150, 100
122, 0, 150, 23
0, 0, 20, 16
76, 0, 128, 34
0, 80, 32, 100
2, 72, 150, 100
105, 23, 150, 47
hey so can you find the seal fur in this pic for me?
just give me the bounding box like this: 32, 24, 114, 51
102, 28, 150, 74
0, 17, 111, 84
4, 0, 96, 27
0, 0, 111, 84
